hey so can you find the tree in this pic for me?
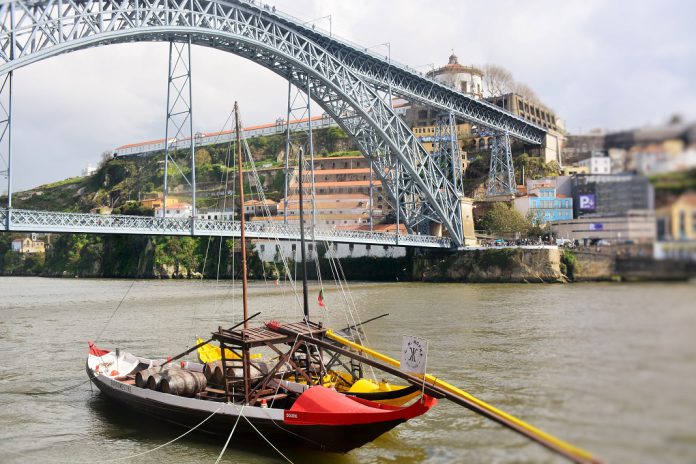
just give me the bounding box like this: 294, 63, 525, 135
195, 148, 212, 166
482, 64, 514, 97
482, 64, 541, 104
512, 83, 540, 104
481, 202, 529, 236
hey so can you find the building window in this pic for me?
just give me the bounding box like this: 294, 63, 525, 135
260, 245, 265, 252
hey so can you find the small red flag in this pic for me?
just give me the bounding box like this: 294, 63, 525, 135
318, 288, 325, 307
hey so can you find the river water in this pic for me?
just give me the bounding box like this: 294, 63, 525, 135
1, 277, 695, 463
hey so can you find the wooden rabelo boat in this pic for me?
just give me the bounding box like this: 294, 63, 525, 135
86, 102, 437, 454
85, 321, 436, 453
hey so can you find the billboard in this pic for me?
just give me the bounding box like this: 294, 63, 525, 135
589, 223, 604, 231
578, 193, 596, 212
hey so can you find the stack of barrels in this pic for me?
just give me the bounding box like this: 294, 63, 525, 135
135, 364, 207, 397
203, 360, 242, 385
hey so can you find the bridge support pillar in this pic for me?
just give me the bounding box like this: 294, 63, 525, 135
163, 38, 196, 222
0, 70, 11, 214
486, 132, 516, 197
434, 112, 464, 194
459, 197, 478, 247
283, 77, 316, 227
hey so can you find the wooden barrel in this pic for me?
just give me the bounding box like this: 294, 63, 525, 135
135, 367, 160, 388
161, 371, 207, 397
147, 372, 164, 391
204, 361, 225, 385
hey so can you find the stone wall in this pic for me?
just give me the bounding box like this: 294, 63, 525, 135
412, 247, 563, 283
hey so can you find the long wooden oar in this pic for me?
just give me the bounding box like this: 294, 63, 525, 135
325, 329, 601, 464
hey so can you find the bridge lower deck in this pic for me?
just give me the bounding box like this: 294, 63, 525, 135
0, 209, 452, 248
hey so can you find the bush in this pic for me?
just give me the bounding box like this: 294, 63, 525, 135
561, 250, 579, 280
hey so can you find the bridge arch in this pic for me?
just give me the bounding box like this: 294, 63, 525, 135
0, 0, 463, 246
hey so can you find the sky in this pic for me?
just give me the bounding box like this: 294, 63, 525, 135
3, 0, 695, 191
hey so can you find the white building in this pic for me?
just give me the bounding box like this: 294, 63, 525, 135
578, 151, 612, 174
81, 163, 97, 177
253, 240, 406, 263
155, 200, 192, 218
427, 53, 484, 98
195, 208, 235, 221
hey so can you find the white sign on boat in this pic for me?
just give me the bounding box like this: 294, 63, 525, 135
400, 335, 428, 375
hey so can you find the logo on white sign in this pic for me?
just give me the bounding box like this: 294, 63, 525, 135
401, 336, 428, 374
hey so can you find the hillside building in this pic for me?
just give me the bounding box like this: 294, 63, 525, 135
513, 179, 573, 224
154, 199, 192, 218
656, 191, 696, 241
578, 151, 612, 174
11, 236, 46, 254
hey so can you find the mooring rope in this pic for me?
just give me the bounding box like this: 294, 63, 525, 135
213, 405, 245, 464
85, 404, 224, 463
26, 377, 93, 396
241, 414, 294, 464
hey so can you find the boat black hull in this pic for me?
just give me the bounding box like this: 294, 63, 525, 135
90, 373, 407, 453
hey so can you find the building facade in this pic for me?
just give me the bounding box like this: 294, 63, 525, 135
571, 174, 654, 219
426, 53, 484, 98
514, 181, 573, 224
656, 191, 696, 241
551, 210, 656, 244
11, 237, 46, 253
154, 199, 192, 218
486, 92, 564, 164
578, 151, 612, 174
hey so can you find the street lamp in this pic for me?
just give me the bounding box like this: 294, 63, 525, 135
302, 14, 332, 37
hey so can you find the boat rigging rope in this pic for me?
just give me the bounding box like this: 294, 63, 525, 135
94, 280, 136, 344
214, 405, 245, 464
241, 414, 294, 464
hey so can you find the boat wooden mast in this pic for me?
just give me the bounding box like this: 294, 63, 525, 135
235, 101, 250, 328
235, 102, 251, 403
297, 148, 310, 320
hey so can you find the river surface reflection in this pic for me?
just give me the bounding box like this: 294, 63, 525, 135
1, 277, 695, 463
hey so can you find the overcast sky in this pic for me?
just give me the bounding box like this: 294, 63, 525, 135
5, 0, 695, 191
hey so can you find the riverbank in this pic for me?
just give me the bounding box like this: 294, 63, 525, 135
4, 240, 692, 282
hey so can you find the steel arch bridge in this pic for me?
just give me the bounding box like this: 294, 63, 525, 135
0, 0, 545, 248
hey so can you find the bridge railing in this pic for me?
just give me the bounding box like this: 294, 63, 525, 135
1, 209, 452, 248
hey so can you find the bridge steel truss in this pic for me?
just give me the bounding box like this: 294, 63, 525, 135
0, 0, 545, 248
283, 78, 317, 227
163, 38, 197, 220
0, 208, 451, 248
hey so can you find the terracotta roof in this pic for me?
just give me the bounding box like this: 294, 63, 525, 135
283, 194, 370, 202
245, 199, 277, 206
346, 223, 408, 233
117, 114, 329, 150
250, 213, 368, 221
116, 137, 168, 150
314, 181, 372, 188
677, 191, 696, 206
313, 168, 371, 175
281, 201, 368, 211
